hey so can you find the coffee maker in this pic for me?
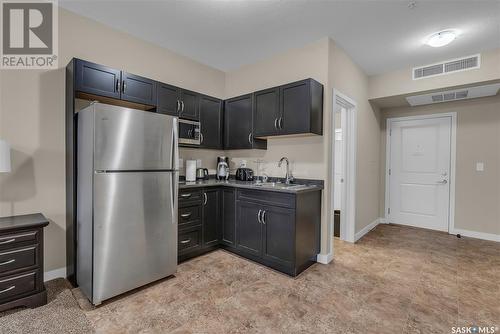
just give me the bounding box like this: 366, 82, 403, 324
216, 156, 229, 180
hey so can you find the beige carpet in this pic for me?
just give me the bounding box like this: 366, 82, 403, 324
0, 278, 94, 334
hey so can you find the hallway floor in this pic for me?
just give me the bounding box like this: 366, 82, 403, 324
2, 224, 499, 333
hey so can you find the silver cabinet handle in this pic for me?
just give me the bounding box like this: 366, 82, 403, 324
176, 100, 180, 112
180, 193, 192, 198
279, 117, 283, 129
0, 239, 15, 245
180, 213, 192, 219
200, 132, 204, 144
181, 101, 185, 112
122, 80, 126, 93
437, 179, 448, 184
257, 209, 262, 223
180, 239, 191, 244
116, 79, 120, 92
274, 118, 278, 129
0, 259, 15, 266
262, 210, 266, 224
248, 133, 253, 145
203, 193, 208, 205
0, 286, 15, 294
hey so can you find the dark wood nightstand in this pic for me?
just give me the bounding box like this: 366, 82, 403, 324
0, 213, 49, 311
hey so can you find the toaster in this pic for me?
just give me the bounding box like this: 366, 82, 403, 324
235, 168, 254, 181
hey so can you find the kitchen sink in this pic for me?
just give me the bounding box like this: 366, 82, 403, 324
252, 182, 309, 190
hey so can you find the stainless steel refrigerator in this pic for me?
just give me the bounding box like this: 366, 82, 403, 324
77, 102, 178, 305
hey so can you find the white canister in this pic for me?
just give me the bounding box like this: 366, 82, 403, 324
186, 160, 197, 182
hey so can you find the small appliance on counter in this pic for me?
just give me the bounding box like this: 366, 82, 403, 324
186, 160, 197, 181
216, 156, 229, 180
236, 168, 254, 181
196, 168, 209, 180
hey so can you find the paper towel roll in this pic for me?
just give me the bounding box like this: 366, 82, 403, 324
186, 160, 196, 182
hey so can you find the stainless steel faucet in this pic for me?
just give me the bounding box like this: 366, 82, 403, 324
278, 157, 294, 184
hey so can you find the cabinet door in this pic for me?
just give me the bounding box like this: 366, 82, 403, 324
157, 83, 180, 116
280, 80, 310, 135
224, 95, 253, 149
199, 96, 223, 149
121, 72, 157, 105
202, 189, 220, 247
221, 188, 236, 247
179, 89, 199, 120
261, 205, 295, 267
75, 59, 121, 99
254, 87, 280, 137
236, 201, 263, 256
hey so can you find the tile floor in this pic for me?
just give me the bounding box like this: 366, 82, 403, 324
80, 223, 500, 333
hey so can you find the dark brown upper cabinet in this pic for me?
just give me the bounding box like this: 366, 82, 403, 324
199, 95, 223, 149
156, 82, 181, 116
120, 72, 157, 105
253, 87, 280, 137
156, 83, 200, 120
75, 59, 121, 99
224, 94, 267, 150
253, 78, 323, 138
75, 59, 156, 106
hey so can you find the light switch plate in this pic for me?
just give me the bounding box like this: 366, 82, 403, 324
476, 162, 484, 172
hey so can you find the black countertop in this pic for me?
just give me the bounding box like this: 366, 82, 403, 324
179, 178, 323, 194
0, 213, 49, 232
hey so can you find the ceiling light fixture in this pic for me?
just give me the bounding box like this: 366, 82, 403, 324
426, 30, 458, 47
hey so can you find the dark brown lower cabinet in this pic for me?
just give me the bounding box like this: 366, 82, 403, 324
178, 185, 321, 277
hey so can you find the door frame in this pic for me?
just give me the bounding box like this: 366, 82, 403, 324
331, 90, 357, 243
384, 112, 457, 233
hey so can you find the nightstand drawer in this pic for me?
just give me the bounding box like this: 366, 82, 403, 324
0, 246, 37, 275
0, 271, 36, 302
0, 230, 38, 249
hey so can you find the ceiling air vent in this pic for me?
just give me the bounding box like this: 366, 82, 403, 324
412, 54, 480, 80
406, 83, 500, 106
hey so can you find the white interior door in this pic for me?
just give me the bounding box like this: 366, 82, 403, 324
388, 116, 452, 231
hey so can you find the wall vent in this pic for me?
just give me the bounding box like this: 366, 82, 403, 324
406, 83, 500, 106
412, 54, 480, 80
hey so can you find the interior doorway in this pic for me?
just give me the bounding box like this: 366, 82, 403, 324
385, 113, 456, 232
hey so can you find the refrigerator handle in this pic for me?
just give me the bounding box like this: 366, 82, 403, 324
172, 117, 179, 170
171, 117, 179, 226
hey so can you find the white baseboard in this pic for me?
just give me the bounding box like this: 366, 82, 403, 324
354, 218, 381, 242
316, 252, 333, 264
450, 228, 500, 242
44, 267, 67, 282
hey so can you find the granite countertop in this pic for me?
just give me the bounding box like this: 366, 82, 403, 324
0, 213, 49, 232
179, 178, 323, 194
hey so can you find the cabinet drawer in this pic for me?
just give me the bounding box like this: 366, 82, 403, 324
237, 189, 295, 208
0, 271, 37, 302
0, 246, 37, 275
178, 227, 202, 254
179, 189, 202, 206
179, 204, 201, 227
0, 230, 38, 249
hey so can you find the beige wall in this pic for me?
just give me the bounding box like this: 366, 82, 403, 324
369, 48, 500, 99
0, 9, 225, 273
380, 95, 500, 236
329, 41, 382, 236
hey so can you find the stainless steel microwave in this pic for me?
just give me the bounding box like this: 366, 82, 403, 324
178, 119, 201, 145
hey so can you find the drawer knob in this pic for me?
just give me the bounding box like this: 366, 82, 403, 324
0, 259, 15, 266
180, 239, 191, 244
0, 286, 15, 294
180, 213, 192, 218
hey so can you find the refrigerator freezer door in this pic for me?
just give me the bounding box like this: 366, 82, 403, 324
93, 103, 178, 171
92, 171, 178, 304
